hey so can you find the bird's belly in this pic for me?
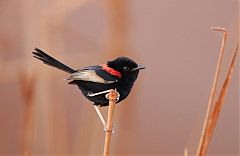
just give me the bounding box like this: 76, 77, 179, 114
71, 79, 136, 106
74, 80, 117, 106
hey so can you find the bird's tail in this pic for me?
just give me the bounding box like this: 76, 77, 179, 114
32, 48, 76, 74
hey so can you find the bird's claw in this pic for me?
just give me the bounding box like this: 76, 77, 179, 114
105, 91, 120, 102
87, 92, 93, 97
104, 126, 115, 134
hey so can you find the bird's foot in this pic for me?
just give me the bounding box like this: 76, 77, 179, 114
105, 90, 120, 102
104, 125, 115, 134
87, 92, 94, 97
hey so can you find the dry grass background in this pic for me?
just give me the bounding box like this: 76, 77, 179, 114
0, 0, 238, 155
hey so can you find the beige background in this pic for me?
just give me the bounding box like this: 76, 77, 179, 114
0, 0, 239, 155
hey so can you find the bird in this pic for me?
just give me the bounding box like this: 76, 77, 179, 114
32, 48, 145, 107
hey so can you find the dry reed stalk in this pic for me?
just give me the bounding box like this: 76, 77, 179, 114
207, 44, 239, 142
105, 0, 129, 57
196, 27, 227, 156
184, 147, 188, 156
103, 89, 118, 156
196, 28, 239, 156
197, 44, 239, 156
19, 72, 36, 156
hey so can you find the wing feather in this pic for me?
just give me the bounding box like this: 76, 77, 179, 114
66, 68, 118, 84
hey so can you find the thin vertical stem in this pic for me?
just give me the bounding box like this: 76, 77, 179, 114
207, 44, 239, 143
19, 72, 36, 156
94, 105, 107, 127
196, 27, 227, 156
198, 44, 238, 156
103, 89, 118, 156
184, 147, 188, 156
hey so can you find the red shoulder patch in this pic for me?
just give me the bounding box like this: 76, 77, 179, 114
101, 64, 122, 78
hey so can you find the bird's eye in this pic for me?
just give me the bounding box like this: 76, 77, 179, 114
123, 66, 130, 71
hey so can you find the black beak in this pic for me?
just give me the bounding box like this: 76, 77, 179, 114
132, 64, 146, 71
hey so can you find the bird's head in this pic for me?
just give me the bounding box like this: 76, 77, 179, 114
107, 57, 146, 77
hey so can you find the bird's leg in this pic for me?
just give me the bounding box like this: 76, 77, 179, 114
90, 89, 120, 133
94, 105, 107, 128
88, 89, 112, 97
88, 89, 120, 102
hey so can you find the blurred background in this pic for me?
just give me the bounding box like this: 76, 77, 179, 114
0, 0, 238, 155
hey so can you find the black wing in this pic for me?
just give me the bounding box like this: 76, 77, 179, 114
66, 65, 119, 84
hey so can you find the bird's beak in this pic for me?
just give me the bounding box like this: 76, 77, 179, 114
132, 64, 146, 71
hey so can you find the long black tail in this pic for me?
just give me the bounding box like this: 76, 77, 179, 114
32, 48, 76, 74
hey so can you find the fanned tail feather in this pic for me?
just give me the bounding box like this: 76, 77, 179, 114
32, 48, 75, 74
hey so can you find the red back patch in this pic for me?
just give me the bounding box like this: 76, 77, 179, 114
101, 64, 122, 78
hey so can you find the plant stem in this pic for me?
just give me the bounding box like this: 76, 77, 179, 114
196, 28, 227, 156
103, 89, 118, 156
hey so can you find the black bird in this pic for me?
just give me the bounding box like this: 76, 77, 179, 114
32, 48, 145, 107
